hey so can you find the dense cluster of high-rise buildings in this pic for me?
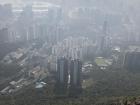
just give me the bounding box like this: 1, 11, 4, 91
0, 2, 66, 44
0, 0, 140, 46
1, 0, 140, 98
52, 37, 95, 60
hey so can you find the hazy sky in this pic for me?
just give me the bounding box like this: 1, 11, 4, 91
0, 0, 139, 4
0, 0, 23, 4
0, 0, 140, 8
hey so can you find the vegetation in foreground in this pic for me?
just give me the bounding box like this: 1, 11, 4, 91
1, 65, 140, 105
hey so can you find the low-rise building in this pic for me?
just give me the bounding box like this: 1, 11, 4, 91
29, 66, 47, 80
95, 57, 112, 70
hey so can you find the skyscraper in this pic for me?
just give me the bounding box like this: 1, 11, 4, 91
69, 59, 82, 96
0, 28, 9, 44
55, 58, 82, 96
124, 52, 140, 72
56, 57, 69, 95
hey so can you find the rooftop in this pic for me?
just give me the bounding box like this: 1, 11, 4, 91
95, 57, 112, 67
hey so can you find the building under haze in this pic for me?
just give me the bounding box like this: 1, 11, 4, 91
0, 28, 9, 44
0, 3, 13, 21
96, 21, 112, 57
69, 59, 82, 96
56, 57, 69, 95
124, 51, 140, 72
55, 57, 82, 96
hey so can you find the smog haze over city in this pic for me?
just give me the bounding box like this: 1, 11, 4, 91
1, 0, 140, 105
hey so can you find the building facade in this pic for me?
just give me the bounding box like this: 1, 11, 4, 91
56, 57, 69, 94
69, 59, 82, 96
124, 52, 140, 72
